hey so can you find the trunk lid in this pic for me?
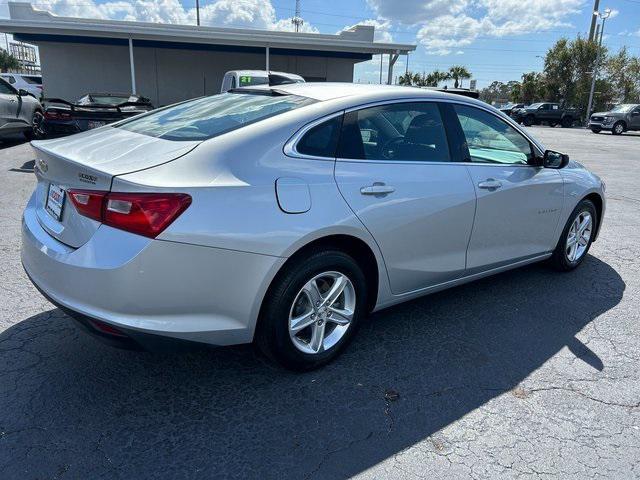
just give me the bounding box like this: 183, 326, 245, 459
31, 127, 199, 248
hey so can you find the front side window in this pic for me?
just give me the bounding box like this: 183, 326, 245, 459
117, 92, 315, 141
296, 116, 342, 158
0, 79, 15, 95
454, 105, 533, 165
337, 102, 451, 162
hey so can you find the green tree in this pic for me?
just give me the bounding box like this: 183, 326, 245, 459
519, 72, 545, 104
0, 49, 20, 73
448, 65, 472, 88
543, 38, 574, 104
606, 47, 640, 102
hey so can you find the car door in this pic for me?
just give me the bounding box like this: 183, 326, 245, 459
629, 106, 640, 129
451, 103, 564, 271
334, 101, 477, 294
0, 79, 19, 129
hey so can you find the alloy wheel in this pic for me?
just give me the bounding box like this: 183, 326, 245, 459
565, 211, 592, 262
32, 111, 45, 139
288, 271, 356, 355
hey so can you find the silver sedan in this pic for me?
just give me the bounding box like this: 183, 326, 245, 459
21, 83, 605, 370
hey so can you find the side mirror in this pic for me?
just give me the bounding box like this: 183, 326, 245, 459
18, 88, 29, 97
632, 111, 640, 117
542, 149, 569, 169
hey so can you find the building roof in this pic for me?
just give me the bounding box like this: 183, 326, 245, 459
0, 2, 415, 56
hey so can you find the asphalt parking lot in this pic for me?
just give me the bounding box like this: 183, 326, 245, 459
1, 126, 639, 479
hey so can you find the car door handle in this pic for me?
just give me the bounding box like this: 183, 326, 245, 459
360, 183, 395, 195
478, 179, 502, 190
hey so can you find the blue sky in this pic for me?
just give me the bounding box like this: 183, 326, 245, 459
2, 0, 639, 88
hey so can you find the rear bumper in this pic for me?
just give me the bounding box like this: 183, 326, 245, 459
21, 191, 284, 348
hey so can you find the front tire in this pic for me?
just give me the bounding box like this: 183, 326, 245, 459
256, 249, 367, 371
591, 127, 601, 134
612, 121, 625, 135
549, 200, 597, 271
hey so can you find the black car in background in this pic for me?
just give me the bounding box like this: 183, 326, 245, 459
512, 102, 580, 127
42, 93, 154, 137
499, 103, 525, 117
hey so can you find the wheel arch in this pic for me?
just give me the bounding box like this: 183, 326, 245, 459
259, 233, 382, 325
583, 192, 604, 241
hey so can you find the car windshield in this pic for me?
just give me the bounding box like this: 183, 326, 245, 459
22, 76, 42, 85
528, 103, 543, 109
116, 92, 315, 141
238, 75, 269, 87
610, 104, 637, 113
77, 95, 133, 105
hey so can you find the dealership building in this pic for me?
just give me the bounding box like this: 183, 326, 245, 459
0, 2, 415, 106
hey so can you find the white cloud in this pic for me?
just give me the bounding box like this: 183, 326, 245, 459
367, 0, 584, 55
15, 0, 318, 32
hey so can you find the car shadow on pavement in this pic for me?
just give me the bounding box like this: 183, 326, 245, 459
0, 256, 624, 479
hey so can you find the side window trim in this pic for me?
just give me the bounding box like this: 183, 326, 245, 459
284, 111, 345, 160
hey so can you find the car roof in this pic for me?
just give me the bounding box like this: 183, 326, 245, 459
271, 82, 489, 106
227, 70, 302, 78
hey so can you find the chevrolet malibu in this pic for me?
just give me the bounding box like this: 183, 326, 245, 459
22, 83, 605, 370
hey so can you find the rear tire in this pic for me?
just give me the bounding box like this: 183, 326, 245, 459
549, 199, 597, 271
561, 116, 573, 128
24, 110, 45, 141
523, 115, 534, 127
612, 121, 625, 135
255, 249, 367, 371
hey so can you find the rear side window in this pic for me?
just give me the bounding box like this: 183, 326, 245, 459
296, 116, 342, 158
117, 92, 315, 141
337, 102, 451, 162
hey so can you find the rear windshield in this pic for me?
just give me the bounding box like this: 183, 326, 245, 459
116, 92, 315, 141
22, 76, 42, 85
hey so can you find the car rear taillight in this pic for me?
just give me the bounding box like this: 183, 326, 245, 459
68, 190, 106, 222
68, 190, 191, 238
44, 110, 72, 120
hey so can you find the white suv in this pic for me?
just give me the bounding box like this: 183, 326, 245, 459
0, 73, 43, 98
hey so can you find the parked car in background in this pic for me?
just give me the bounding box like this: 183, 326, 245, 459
589, 104, 640, 135
513, 102, 579, 127
22, 83, 605, 370
42, 93, 154, 137
0, 77, 43, 140
499, 102, 525, 117
0, 73, 43, 99
220, 70, 305, 92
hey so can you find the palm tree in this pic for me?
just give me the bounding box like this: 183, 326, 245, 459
448, 65, 472, 88
0, 49, 20, 73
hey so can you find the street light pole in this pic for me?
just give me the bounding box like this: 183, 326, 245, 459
196, 0, 200, 26
585, 8, 610, 126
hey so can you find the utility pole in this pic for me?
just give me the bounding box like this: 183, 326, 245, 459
196, 0, 200, 26
585, 8, 611, 125
291, 0, 304, 33
588, 0, 601, 42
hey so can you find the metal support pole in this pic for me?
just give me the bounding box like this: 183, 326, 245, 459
406, 52, 409, 75
379, 54, 383, 84
128, 37, 136, 95
266, 46, 270, 72
586, 14, 608, 125
387, 53, 399, 85
196, 0, 200, 26
588, 0, 600, 42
